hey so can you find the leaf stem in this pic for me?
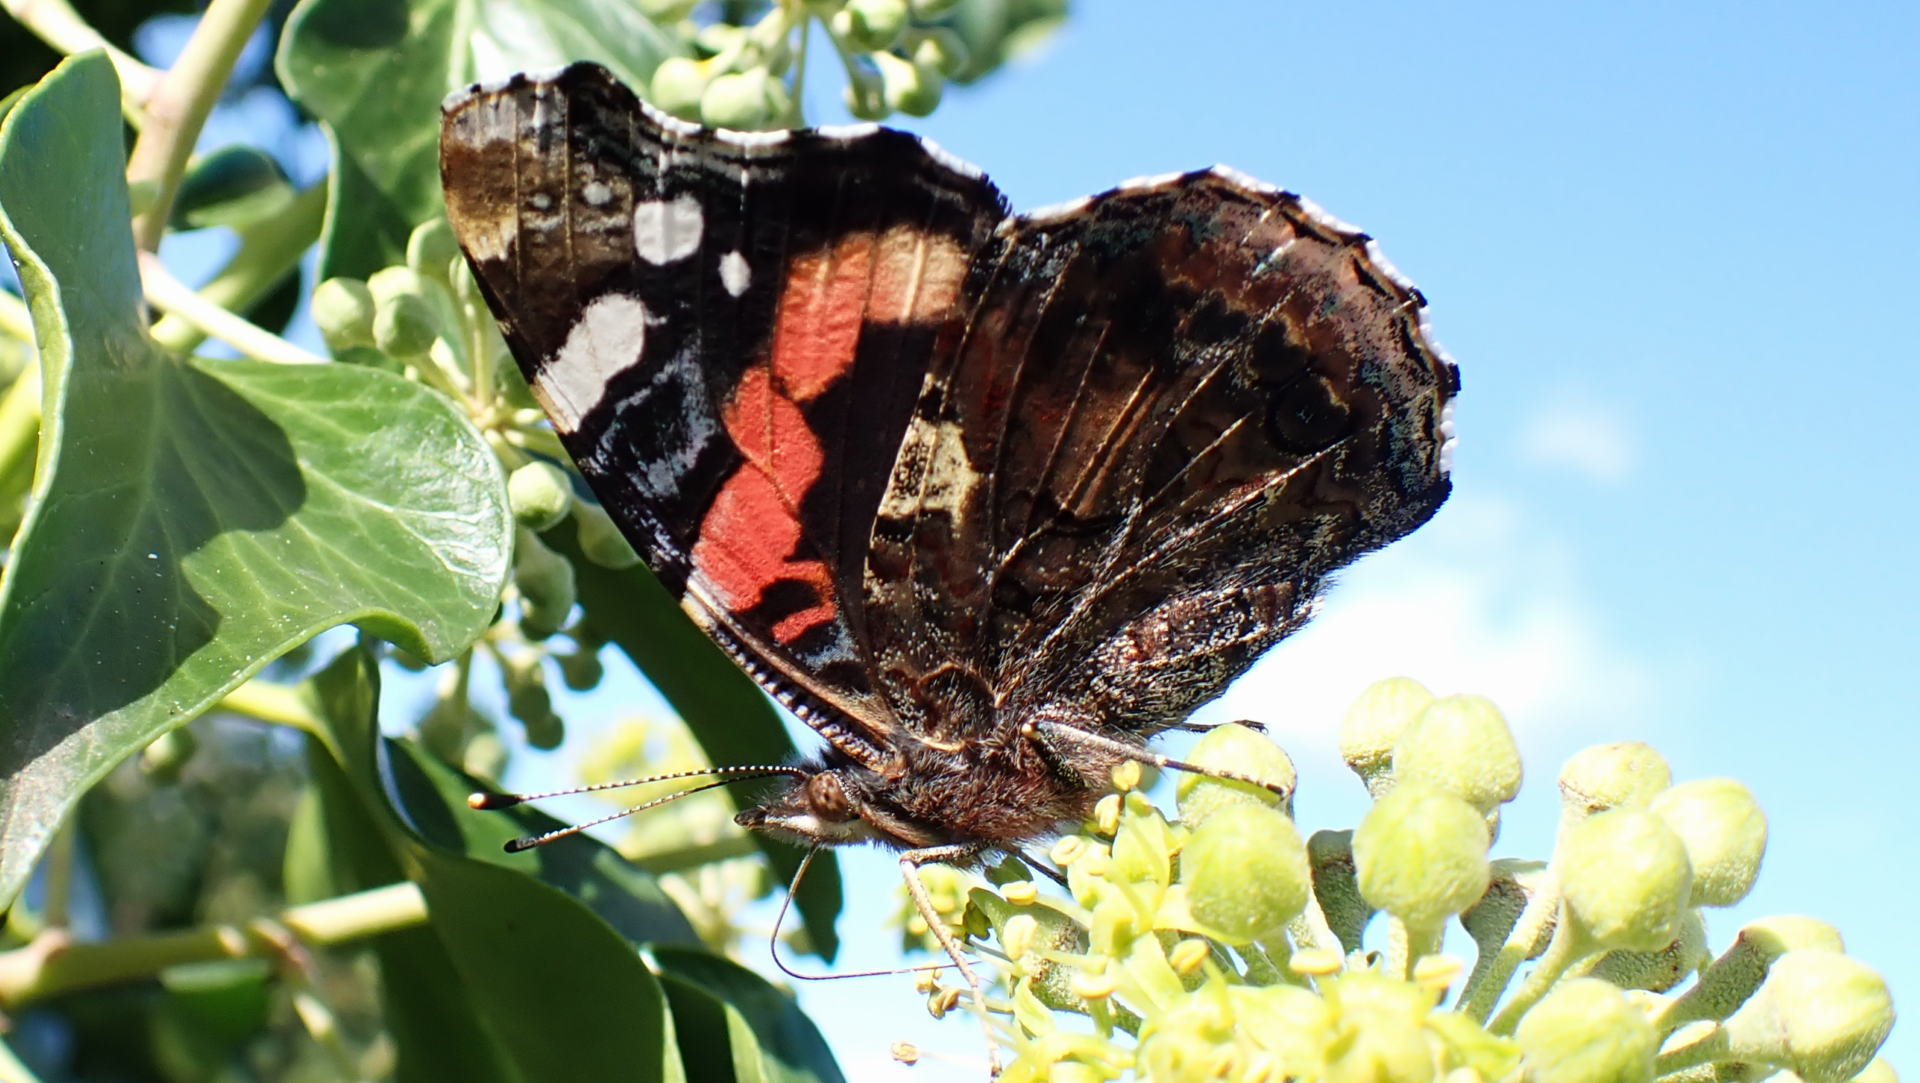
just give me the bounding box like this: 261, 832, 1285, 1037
150, 182, 329, 353
138, 252, 328, 365
217, 677, 325, 734
1459, 870, 1560, 1021
0, 882, 427, 1010
125, 0, 277, 250
0, 0, 160, 119
1488, 911, 1591, 1035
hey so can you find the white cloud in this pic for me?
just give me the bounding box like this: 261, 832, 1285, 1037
1517, 399, 1636, 483
1192, 490, 1654, 772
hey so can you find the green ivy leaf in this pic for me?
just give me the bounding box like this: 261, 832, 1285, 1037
276, 0, 683, 279
302, 644, 681, 1083
0, 53, 512, 908
546, 515, 844, 962
654, 945, 845, 1083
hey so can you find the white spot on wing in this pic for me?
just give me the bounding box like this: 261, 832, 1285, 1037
1438, 399, 1458, 475
715, 128, 791, 147
1295, 195, 1362, 237
539, 294, 648, 432
1207, 164, 1280, 195
1022, 195, 1093, 225
817, 123, 881, 140
582, 181, 612, 206
1116, 170, 1184, 192
634, 196, 704, 264
719, 250, 751, 296
917, 136, 984, 180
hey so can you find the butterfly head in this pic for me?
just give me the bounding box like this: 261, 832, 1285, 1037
735, 754, 948, 849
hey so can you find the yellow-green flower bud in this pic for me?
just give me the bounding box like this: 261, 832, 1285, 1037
1719, 951, 1893, 1083
871, 50, 943, 117
1180, 803, 1309, 944
1393, 694, 1522, 815
1558, 808, 1692, 953
843, 68, 888, 121
555, 647, 604, 692
908, 0, 960, 18
366, 265, 430, 304
1516, 978, 1656, 1083
507, 461, 573, 532
907, 28, 969, 77
515, 528, 578, 639
1656, 916, 1846, 1032
573, 501, 640, 568
1851, 1059, 1897, 1083
842, 0, 907, 51
701, 69, 773, 130
1589, 906, 1709, 992
1176, 721, 1295, 824
1340, 677, 1434, 797
374, 290, 440, 358
407, 218, 460, 282
651, 57, 710, 121
1559, 741, 1671, 821
502, 655, 562, 749
311, 277, 376, 352
1649, 778, 1767, 907
1352, 782, 1491, 937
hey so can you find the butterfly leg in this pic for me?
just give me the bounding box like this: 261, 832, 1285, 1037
900, 843, 1002, 1076
1023, 718, 1293, 800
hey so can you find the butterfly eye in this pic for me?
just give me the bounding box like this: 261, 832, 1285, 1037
805, 772, 855, 821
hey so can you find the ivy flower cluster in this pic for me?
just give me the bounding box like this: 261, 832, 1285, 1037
900, 680, 1897, 1083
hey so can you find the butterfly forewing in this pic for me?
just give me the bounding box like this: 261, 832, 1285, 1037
441, 64, 1008, 761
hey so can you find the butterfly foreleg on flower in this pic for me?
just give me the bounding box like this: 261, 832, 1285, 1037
898, 842, 1001, 1076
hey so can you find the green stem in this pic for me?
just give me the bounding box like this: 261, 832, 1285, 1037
1459, 871, 1560, 1022
1488, 912, 1592, 1035
125, 0, 277, 250
138, 253, 328, 365
0, 882, 427, 1010
150, 182, 329, 353
0, 0, 161, 122
1652, 1024, 1734, 1077
218, 678, 324, 735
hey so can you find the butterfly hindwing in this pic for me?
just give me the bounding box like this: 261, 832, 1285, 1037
441, 64, 1008, 758
861, 170, 1458, 742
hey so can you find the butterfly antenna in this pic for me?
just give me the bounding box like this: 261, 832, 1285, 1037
767, 848, 949, 982
468, 763, 806, 810
488, 771, 803, 853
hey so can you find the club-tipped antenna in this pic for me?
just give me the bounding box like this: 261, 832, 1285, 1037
766, 847, 951, 982
467, 763, 807, 810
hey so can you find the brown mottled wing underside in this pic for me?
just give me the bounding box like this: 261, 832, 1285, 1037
862, 172, 1458, 745
441, 64, 1007, 763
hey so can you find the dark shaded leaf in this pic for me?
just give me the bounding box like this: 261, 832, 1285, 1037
0, 54, 512, 909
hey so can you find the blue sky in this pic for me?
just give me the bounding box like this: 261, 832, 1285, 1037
115, 0, 1920, 1076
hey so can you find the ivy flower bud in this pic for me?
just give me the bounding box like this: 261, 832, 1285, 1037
502, 655, 562, 749
573, 501, 640, 568
1340, 677, 1434, 797
1589, 907, 1709, 992
507, 461, 573, 532
1559, 742, 1671, 821
1719, 951, 1893, 1083
311, 277, 376, 352
1352, 782, 1491, 937
1177, 722, 1295, 824
842, 68, 888, 121
843, 0, 907, 51
1393, 695, 1522, 815
650, 57, 709, 121
1558, 809, 1692, 953
871, 50, 943, 118
407, 218, 460, 282
907, 27, 969, 77
1180, 803, 1309, 944
514, 527, 578, 639
555, 647, 604, 692
1516, 978, 1656, 1083
701, 69, 773, 131
374, 291, 438, 358
1649, 778, 1767, 908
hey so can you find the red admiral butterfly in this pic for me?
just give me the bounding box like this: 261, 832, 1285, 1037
441, 60, 1457, 1048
